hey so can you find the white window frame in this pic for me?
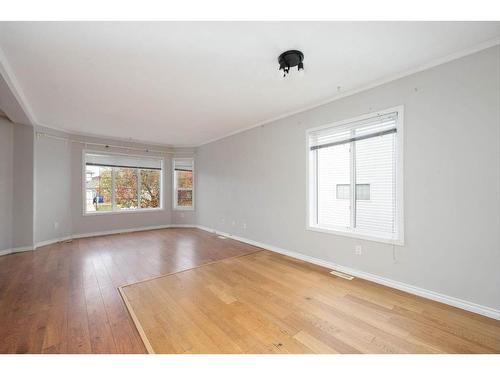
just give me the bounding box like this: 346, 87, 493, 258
82, 149, 164, 216
172, 158, 195, 211
306, 106, 404, 245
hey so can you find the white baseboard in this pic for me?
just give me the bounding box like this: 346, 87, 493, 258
12, 246, 33, 253
34, 224, 199, 249
0, 245, 33, 257
24, 222, 500, 320
71, 224, 174, 240
35, 236, 73, 248
0, 249, 11, 256
195, 225, 500, 321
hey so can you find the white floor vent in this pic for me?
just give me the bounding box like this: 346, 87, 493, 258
217, 235, 227, 239
329, 270, 354, 280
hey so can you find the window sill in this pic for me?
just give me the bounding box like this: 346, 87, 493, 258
306, 225, 404, 246
83, 208, 164, 216
173, 207, 195, 212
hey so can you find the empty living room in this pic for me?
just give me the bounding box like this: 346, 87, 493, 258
0, 1, 499, 373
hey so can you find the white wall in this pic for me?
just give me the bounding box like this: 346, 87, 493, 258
0, 117, 13, 252
196, 46, 500, 311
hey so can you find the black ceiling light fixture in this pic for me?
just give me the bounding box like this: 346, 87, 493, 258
278, 50, 304, 78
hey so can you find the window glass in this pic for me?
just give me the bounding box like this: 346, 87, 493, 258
85, 165, 112, 212
140, 169, 161, 208
177, 190, 193, 207
173, 159, 194, 209
84, 152, 163, 214
176, 169, 193, 189
317, 144, 351, 227
115, 168, 138, 210
308, 110, 401, 242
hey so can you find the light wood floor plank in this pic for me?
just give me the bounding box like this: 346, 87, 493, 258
121, 250, 500, 354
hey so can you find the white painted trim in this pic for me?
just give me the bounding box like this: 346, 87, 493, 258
306, 226, 404, 246
0, 246, 33, 257
194, 225, 500, 321
197, 37, 500, 147
35, 236, 73, 249
12, 246, 33, 253
81, 148, 165, 215
172, 158, 195, 211
0, 46, 37, 125
305, 105, 405, 246
17, 221, 500, 320
33, 224, 199, 249
0, 249, 12, 257
1, 37, 497, 149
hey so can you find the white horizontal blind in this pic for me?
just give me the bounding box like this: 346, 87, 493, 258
317, 142, 351, 228
309, 111, 399, 240
174, 159, 194, 171
355, 129, 396, 234
85, 152, 162, 170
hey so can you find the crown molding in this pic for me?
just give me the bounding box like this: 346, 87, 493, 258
2, 36, 498, 148
196, 36, 500, 147
0, 46, 37, 126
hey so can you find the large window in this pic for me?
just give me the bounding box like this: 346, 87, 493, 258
173, 159, 194, 210
84, 152, 162, 214
307, 108, 403, 244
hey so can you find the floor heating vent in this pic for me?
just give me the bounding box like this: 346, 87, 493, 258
329, 270, 354, 280
217, 235, 227, 239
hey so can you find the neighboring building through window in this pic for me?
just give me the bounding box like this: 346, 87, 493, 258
173, 158, 194, 210
307, 108, 403, 244
336, 184, 370, 200
84, 152, 162, 214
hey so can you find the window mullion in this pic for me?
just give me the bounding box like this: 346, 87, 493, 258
315, 149, 319, 226
112, 167, 116, 211
350, 137, 357, 229
137, 168, 141, 209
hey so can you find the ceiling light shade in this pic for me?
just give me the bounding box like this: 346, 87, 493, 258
278, 50, 304, 78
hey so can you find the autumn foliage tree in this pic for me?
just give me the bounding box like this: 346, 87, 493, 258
95, 167, 160, 210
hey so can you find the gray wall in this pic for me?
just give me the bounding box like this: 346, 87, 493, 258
34, 131, 72, 244
0, 117, 13, 251
196, 46, 500, 310
32, 128, 183, 242
12, 123, 33, 248
0, 118, 33, 251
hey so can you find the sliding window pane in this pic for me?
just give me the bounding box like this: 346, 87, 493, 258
355, 133, 396, 233
115, 168, 138, 210
85, 165, 112, 212
140, 169, 161, 208
317, 143, 351, 228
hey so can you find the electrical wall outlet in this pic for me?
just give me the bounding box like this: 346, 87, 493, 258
242, 223, 247, 230
355, 245, 362, 255
54, 221, 59, 230
232, 220, 236, 226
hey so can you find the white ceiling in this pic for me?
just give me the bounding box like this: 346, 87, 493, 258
0, 22, 499, 146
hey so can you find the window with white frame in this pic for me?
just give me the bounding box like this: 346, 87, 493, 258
173, 159, 194, 210
84, 152, 163, 214
307, 108, 403, 243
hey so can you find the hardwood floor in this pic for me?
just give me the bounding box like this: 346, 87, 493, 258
1, 228, 499, 354
121, 250, 500, 354
0, 228, 260, 353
